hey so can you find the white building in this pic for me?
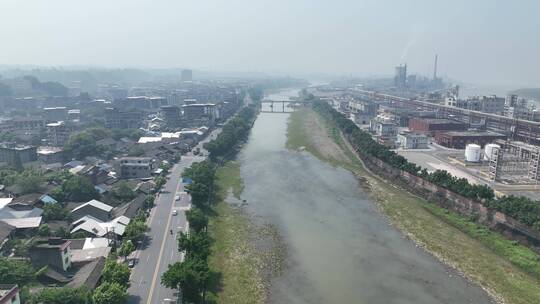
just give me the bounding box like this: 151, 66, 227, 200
397, 132, 429, 149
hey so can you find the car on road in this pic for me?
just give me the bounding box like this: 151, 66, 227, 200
128, 259, 135, 268
172, 210, 178, 216
175, 194, 180, 201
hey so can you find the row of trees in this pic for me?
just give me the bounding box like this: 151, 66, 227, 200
312, 100, 540, 230
162, 161, 215, 303
162, 104, 260, 303
204, 106, 258, 161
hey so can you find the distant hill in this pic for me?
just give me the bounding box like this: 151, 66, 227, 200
510, 88, 540, 100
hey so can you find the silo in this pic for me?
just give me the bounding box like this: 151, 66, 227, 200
465, 144, 481, 162
483, 143, 500, 161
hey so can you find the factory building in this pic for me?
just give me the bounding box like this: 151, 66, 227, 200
408, 118, 468, 134
434, 131, 506, 149
397, 132, 429, 149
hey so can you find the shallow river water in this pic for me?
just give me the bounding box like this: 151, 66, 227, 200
237, 89, 493, 304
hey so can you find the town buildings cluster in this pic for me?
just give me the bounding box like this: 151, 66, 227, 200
0, 70, 249, 300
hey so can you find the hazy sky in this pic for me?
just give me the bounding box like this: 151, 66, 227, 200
1, 0, 539, 86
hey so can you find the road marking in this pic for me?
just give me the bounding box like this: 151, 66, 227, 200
146, 166, 185, 304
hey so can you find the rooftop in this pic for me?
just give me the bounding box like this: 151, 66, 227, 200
412, 118, 464, 124
0, 284, 18, 300
441, 131, 505, 137
71, 199, 113, 213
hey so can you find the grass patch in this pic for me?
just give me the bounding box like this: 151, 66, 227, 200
207, 161, 265, 304
288, 108, 540, 304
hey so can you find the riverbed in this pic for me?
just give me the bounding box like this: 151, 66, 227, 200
236, 89, 493, 304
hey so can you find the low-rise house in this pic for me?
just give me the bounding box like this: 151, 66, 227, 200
0, 200, 42, 230
30, 238, 72, 272
70, 215, 130, 238
70, 199, 113, 222
69, 238, 111, 265
112, 193, 146, 219
0, 221, 15, 250
79, 165, 110, 185
66, 256, 106, 289
0, 284, 21, 304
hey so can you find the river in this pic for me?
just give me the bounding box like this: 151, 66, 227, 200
236, 89, 493, 304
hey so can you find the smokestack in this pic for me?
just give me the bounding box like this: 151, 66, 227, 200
433, 54, 438, 80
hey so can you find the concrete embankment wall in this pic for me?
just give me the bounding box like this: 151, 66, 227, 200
345, 134, 540, 250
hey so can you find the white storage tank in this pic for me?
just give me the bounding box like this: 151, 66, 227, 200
483, 143, 500, 161
465, 144, 481, 162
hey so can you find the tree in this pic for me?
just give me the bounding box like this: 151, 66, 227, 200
161, 258, 210, 304
16, 174, 43, 194
154, 176, 167, 190
118, 240, 135, 259
43, 203, 69, 221
187, 182, 210, 207
0, 258, 35, 285
124, 219, 148, 243
177, 231, 211, 261
144, 194, 155, 209
186, 208, 208, 233
56, 175, 99, 202
26, 287, 91, 304
101, 258, 131, 288
38, 224, 50, 236
127, 146, 145, 157
64, 131, 103, 159
93, 282, 128, 304
110, 181, 136, 202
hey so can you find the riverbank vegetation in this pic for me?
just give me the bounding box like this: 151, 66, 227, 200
287, 107, 540, 304
162, 103, 263, 304
312, 100, 540, 230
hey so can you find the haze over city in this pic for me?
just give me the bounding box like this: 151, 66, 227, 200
1, 2, 540, 304
1, 0, 540, 85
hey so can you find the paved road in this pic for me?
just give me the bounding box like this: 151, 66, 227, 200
127, 129, 221, 304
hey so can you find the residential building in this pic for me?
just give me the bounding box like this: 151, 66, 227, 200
0, 143, 37, 167
70, 199, 113, 222
0, 284, 21, 304
30, 238, 72, 272
160, 105, 181, 128
37, 146, 64, 164
397, 132, 429, 149
370, 116, 398, 137
182, 103, 219, 124
46, 121, 72, 147
117, 157, 153, 179
43, 107, 68, 122
104, 107, 144, 129
113, 96, 168, 111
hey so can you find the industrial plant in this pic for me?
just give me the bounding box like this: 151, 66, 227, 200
307, 57, 540, 199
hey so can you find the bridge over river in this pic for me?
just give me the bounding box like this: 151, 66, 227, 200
260, 99, 309, 113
